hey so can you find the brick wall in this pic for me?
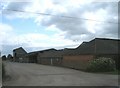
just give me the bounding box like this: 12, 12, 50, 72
62, 55, 94, 70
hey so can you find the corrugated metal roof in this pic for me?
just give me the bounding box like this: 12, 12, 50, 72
13, 47, 27, 53
74, 38, 120, 55
25, 38, 120, 57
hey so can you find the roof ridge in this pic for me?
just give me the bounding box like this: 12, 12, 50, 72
13, 47, 23, 50
95, 38, 120, 41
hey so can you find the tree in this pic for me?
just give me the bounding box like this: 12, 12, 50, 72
2, 55, 7, 61
7, 54, 13, 61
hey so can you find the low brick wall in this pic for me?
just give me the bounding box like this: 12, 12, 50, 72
62, 55, 94, 70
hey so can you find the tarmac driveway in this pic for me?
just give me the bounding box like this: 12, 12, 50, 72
3, 62, 118, 86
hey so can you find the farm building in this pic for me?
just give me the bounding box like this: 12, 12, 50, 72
37, 48, 63, 66
62, 38, 120, 70
25, 51, 39, 63
12, 38, 120, 70
13, 47, 27, 62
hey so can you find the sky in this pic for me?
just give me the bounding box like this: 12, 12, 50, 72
0, 0, 119, 56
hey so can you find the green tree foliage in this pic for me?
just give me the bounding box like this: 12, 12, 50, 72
7, 54, 13, 61
2, 55, 7, 61
86, 57, 116, 72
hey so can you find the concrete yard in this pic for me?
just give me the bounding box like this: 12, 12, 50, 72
3, 62, 118, 86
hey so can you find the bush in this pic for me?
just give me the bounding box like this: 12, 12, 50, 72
86, 57, 116, 72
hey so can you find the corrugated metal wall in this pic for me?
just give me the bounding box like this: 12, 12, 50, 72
37, 57, 62, 66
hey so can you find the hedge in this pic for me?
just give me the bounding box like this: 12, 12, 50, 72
86, 57, 116, 72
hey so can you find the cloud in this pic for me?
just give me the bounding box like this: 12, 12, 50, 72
6, 2, 30, 10
40, 2, 118, 40
0, 23, 79, 55
2, 2, 32, 19
0, 23, 14, 55
1, 0, 119, 55
0, 23, 13, 45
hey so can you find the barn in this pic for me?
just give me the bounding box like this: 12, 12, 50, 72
13, 47, 27, 62
12, 38, 120, 70
25, 51, 39, 63
37, 48, 63, 66
62, 38, 120, 70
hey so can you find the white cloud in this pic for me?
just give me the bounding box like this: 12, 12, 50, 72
1, 0, 119, 55
0, 0, 33, 2
40, 1, 118, 40
25, 0, 54, 13
83, 8, 108, 33
0, 23, 80, 55
0, 23, 13, 32
45, 24, 61, 32
1, 0, 118, 3
0, 23, 13, 44
0, 23, 77, 47
93, 0, 119, 2
2, 1, 118, 37
0, 23, 14, 53
16, 32, 78, 48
